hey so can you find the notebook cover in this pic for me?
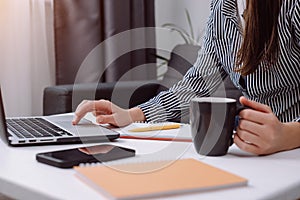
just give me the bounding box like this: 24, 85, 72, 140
74, 158, 248, 199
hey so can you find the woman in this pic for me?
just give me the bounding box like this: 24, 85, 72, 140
73, 0, 300, 155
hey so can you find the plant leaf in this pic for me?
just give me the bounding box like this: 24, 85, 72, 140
161, 9, 203, 45
163, 25, 192, 44
185, 9, 195, 41
162, 23, 189, 35
162, 23, 180, 28
157, 61, 168, 69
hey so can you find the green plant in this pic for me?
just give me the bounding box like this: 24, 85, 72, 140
156, 9, 203, 79
162, 9, 202, 46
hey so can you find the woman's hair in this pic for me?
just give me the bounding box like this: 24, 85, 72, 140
236, 0, 283, 76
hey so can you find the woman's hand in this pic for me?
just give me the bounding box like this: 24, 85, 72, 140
234, 97, 300, 155
72, 100, 145, 127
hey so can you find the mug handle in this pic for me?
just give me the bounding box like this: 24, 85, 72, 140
235, 105, 252, 129
236, 105, 252, 114
231, 105, 252, 146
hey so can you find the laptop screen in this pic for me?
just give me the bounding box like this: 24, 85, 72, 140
0, 88, 9, 145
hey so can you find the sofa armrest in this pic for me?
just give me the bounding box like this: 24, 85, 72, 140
44, 78, 242, 116
43, 81, 161, 115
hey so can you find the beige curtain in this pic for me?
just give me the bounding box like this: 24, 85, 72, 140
0, 0, 55, 117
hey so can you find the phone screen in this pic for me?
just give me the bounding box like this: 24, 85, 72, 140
36, 144, 135, 168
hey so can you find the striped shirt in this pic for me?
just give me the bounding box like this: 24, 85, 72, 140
139, 0, 300, 123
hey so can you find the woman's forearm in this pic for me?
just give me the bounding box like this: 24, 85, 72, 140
129, 107, 146, 123
282, 122, 300, 151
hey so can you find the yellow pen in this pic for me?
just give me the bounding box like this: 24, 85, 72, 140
128, 124, 181, 132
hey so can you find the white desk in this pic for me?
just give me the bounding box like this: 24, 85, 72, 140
0, 136, 300, 200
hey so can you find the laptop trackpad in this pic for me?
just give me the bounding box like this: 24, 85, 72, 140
44, 114, 118, 137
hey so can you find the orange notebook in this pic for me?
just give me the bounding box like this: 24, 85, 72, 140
74, 159, 247, 199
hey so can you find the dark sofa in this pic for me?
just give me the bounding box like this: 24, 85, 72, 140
43, 44, 242, 119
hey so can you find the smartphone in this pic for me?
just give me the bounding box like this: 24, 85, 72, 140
36, 144, 135, 168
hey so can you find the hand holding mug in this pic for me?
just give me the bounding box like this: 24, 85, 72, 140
234, 97, 287, 155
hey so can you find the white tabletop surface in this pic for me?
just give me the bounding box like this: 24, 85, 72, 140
0, 135, 300, 200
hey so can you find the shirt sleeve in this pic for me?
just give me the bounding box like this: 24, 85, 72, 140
291, 2, 300, 123
138, 1, 226, 123
292, 0, 300, 46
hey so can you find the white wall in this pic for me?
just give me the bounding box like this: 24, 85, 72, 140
155, 0, 210, 52
0, 0, 210, 117
155, 0, 210, 76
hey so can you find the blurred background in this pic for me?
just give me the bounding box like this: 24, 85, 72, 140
0, 0, 209, 117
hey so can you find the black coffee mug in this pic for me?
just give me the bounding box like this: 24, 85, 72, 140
190, 97, 247, 156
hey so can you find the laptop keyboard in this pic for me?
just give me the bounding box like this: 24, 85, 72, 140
6, 118, 73, 139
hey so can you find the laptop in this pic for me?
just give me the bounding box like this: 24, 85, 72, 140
0, 88, 120, 146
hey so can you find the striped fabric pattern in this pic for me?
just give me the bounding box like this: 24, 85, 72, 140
139, 0, 300, 123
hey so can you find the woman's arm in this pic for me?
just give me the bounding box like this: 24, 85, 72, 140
72, 100, 145, 127
138, 1, 226, 122
281, 121, 300, 151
